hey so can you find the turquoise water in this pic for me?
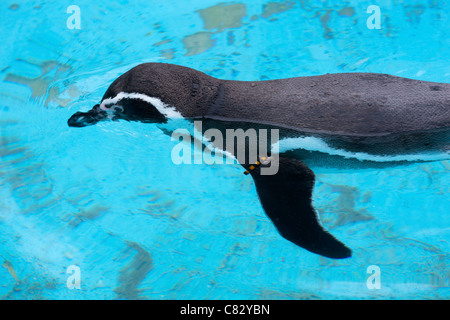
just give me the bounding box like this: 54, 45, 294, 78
0, 0, 449, 299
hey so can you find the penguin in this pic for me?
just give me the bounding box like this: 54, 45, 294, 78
68, 63, 450, 259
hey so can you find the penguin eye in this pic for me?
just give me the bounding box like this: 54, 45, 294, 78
111, 105, 124, 113
99, 102, 116, 111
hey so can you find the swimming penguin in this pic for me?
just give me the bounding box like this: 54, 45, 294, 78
68, 63, 450, 259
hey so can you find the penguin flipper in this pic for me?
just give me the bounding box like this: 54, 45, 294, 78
246, 156, 352, 259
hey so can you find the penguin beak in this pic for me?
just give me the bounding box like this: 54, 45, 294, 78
68, 104, 106, 127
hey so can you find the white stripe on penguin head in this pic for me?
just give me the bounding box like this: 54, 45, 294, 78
100, 92, 184, 119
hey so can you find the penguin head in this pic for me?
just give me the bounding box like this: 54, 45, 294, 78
68, 63, 213, 128
67, 104, 107, 127
68, 95, 171, 127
